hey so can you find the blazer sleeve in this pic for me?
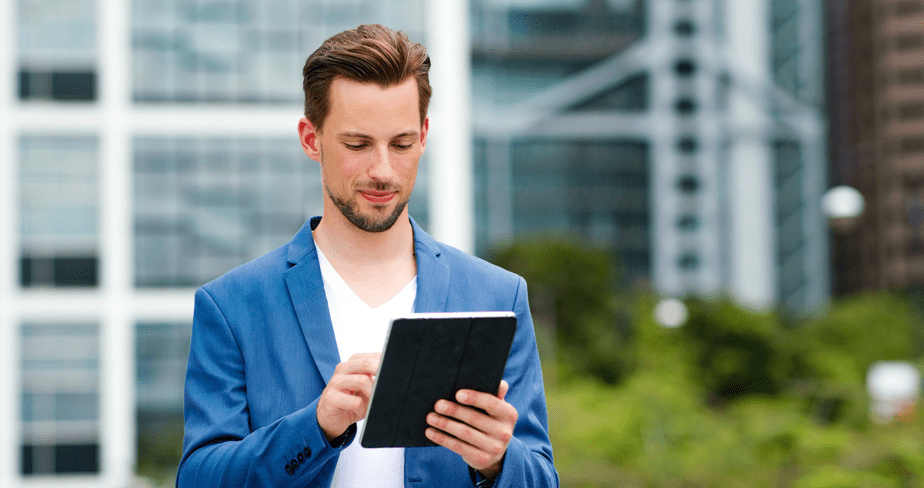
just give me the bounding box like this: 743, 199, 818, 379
490, 277, 560, 488
176, 287, 352, 487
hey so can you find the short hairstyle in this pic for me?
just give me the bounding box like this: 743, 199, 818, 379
302, 24, 432, 130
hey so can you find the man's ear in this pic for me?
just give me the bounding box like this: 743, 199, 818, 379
419, 117, 429, 153
298, 117, 322, 162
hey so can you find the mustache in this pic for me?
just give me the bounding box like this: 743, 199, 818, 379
356, 181, 400, 192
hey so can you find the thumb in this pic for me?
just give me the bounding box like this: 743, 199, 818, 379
497, 380, 509, 400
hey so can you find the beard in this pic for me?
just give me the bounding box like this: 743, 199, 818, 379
325, 181, 409, 233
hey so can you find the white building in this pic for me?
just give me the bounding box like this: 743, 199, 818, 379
471, 0, 828, 312
0, 0, 827, 486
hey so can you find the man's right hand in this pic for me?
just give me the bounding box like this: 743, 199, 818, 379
316, 353, 381, 441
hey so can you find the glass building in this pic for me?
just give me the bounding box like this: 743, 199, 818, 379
471, 0, 828, 312
0, 0, 427, 485
0, 0, 829, 486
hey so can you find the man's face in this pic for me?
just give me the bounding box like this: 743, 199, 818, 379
299, 77, 428, 233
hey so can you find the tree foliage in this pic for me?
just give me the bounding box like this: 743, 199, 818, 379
488, 238, 924, 487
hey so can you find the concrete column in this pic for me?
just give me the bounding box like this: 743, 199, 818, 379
725, 0, 777, 310
0, 1, 18, 485
98, 0, 135, 485
426, 0, 474, 253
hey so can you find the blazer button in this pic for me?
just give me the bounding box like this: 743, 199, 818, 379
303, 446, 312, 458
291, 458, 299, 469
285, 464, 294, 475
297, 452, 304, 463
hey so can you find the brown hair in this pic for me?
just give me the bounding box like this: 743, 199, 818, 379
302, 24, 431, 130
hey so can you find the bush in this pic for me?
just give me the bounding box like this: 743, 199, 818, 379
490, 238, 634, 384
680, 298, 795, 400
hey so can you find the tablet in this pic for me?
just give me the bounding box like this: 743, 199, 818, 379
359, 311, 517, 448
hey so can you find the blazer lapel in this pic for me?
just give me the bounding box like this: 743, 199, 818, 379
410, 218, 450, 314
284, 218, 340, 383
281, 216, 451, 384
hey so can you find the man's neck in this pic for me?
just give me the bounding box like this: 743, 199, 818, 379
312, 208, 417, 308
313, 208, 414, 265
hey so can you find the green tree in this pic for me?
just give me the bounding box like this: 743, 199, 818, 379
490, 238, 632, 384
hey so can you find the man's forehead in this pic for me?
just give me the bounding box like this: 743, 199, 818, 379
323, 77, 423, 137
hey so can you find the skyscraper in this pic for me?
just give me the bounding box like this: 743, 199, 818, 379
471, 0, 829, 312
828, 0, 924, 294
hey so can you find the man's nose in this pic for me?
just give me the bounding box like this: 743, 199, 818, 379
368, 145, 396, 180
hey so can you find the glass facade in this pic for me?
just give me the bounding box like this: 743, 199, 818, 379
133, 137, 321, 287
131, 0, 427, 103
135, 322, 190, 481
18, 0, 97, 101
475, 138, 650, 281
774, 140, 807, 311
471, 0, 650, 285
19, 136, 99, 287
20, 323, 101, 475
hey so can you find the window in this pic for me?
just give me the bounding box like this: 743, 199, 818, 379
677, 214, 699, 231
677, 253, 700, 270
897, 68, 924, 85
674, 97, 697, 115
21, 323, 100, 475
567, 74, 649, 112
136, 322, 191, 481
18, 0, 96, 101
677, 175, 700, 193
898, 102, 924, 120
20, 137, 99, 288
900, 137, 924, 154
674, 20, 696, 37
674, 59, 696, 77
499, 139, 651, 280
895, 34, 924, 52
677, 137, 699, 154
133, 137, 322, 287
895, 1, 924, 16
131, 0, 426, 103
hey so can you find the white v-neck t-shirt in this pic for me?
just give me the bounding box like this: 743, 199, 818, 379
315, 245, 416, 488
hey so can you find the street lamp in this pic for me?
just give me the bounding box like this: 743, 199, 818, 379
822, 185, 865, 232
654, 298, 688, 328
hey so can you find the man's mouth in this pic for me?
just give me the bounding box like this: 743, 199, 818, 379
360, 189, 397, 204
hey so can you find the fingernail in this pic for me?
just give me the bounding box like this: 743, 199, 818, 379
457, 391, 467, 402
435, 401, 447, 413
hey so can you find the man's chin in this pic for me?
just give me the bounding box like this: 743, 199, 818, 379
344, 202, 408, 233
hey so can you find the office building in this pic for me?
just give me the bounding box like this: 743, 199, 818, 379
471, 0, 829, 311
828, 0, 924, 294
0, 1, 830, 486
0, 1, 429, 485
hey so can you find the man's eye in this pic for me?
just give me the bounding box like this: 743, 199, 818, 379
345, 143, 367, 150
393, 143, 412, 150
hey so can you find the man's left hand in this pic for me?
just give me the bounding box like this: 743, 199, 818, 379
425, 380, 518, 481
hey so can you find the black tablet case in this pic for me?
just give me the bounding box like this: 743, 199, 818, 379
359, 313, 517, 448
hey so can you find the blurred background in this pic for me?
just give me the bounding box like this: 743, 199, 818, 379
1, 0, 923, 486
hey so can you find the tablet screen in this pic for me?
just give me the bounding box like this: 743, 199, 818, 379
359, 312, 517, 448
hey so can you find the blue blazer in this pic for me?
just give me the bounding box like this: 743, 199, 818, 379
178, 217, 559, 487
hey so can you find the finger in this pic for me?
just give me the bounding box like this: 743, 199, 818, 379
424, 424, 501, 471
454, 389, 518, 423
347, 352, 382, 363
325, 389, 368, 412
426, 411, 494, 449
336, 353, 381, 375
432, 399, 515, 445
497, 380, 509, 401
328, 373, 375, 399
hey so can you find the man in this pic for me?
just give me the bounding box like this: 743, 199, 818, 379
178, 24, 558, 487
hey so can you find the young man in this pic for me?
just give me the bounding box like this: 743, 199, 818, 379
178, 24, 558, 488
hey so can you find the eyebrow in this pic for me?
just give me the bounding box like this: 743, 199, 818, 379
338, 131, 419, 139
